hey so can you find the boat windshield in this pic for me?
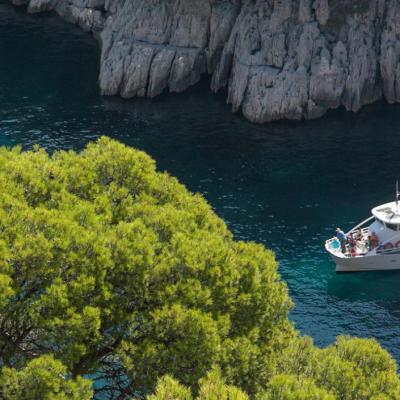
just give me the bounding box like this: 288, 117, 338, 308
386, 222, 398, 231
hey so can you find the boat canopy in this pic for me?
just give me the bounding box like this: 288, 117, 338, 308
371, 201, 400, 225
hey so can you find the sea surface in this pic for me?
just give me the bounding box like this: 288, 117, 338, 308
2, 1, 400, 361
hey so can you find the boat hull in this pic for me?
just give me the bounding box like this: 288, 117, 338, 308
331, 253, 400, 272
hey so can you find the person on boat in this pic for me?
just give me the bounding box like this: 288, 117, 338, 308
336, 228, 347, 253
355, 229, 363, 241
370, 231, 379, 249
347, 233, 358, 256
349, 246, 358, 257
348, 232, 357, 246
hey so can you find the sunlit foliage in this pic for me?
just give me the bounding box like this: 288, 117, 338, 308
0, 355, 92, 400
0, 138, 292, 398
148, 338, 400, 400
0, 138, 398, 400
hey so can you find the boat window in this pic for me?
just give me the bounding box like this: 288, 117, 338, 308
386, 223, 398, 231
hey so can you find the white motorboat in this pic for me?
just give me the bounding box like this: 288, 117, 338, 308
325, 188, 400, 272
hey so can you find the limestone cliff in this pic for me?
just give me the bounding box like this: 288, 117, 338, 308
9, 0, 400, 123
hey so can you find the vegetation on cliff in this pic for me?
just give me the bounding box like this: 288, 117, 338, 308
0, 138, 398, 399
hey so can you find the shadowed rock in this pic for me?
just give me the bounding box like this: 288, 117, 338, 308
9, 0, 400, 123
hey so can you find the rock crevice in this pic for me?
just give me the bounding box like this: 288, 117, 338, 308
10, 0, 400, 123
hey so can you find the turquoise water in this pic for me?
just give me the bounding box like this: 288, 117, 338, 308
2, 1, 400, 361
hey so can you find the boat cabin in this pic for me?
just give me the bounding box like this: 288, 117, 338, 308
371, 202, 400, 231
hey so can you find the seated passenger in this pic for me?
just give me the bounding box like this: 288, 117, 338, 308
355, 229, 363, 241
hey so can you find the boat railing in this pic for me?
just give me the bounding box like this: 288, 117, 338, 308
346, 216, 374, 235
375, 246, 400, 255
348, 227, 370, 237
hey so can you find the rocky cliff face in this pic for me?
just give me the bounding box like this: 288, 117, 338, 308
9, 0, 400, 123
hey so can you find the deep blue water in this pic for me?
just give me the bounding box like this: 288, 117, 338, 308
2, 1, 400, 362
